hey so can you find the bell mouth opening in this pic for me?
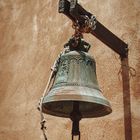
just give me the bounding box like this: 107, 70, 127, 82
42, 99, 112, 118
42, 86, 112, 118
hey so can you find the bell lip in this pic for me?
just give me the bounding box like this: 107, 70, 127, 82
42, 94, 112, 118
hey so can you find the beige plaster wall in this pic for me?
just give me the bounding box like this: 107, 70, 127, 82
0, 0, 139, 140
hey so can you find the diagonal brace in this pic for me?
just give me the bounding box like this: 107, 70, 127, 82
58, 0, 128, 58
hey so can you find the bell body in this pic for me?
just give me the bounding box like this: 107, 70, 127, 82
42, 51, 112, 118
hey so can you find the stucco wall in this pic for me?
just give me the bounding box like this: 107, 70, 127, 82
0, 0, 139, 140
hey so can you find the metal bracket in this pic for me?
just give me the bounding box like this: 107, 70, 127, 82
64, 36, 91, 52
58, 0, 128, 58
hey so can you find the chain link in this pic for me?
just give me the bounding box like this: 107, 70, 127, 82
72, 15, 96, 33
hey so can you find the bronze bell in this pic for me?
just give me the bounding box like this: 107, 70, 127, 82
42, 46, 112, 118
41, 37, 112, 138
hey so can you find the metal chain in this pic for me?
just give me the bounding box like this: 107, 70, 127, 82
72, 14, 97, 33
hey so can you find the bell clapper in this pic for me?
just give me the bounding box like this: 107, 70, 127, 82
70, 101, 82, 140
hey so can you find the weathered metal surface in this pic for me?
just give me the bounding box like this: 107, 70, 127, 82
121, 57, 132, 140
42, 51, 112, 118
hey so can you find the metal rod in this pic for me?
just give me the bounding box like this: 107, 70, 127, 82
70, 101, 81, 140
121, 56, 132, 140
91, 21, 128, 57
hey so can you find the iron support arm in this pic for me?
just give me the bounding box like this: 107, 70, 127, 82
58, 0, 128, 58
